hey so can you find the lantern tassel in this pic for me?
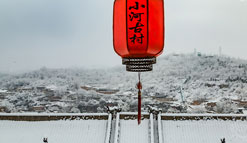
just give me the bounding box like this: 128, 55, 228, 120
138, 88, 141, 124
137, 72, 142, 125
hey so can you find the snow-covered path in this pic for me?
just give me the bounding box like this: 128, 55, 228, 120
0, 120, 108, 143
162, 120, 247, 143
113, 113, 152, 143
119, 119, 150, 143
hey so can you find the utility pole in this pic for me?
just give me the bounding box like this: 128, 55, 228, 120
219, 46, 222, 56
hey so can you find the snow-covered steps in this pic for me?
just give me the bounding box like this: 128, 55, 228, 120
114, 112, 154, 143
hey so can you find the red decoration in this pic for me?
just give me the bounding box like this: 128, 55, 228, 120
113, 0, 164, 72
113, 0, 164, 124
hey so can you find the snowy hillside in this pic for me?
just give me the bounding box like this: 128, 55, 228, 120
0, 54, 246, 113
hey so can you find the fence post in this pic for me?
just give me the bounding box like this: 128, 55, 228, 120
104, 113, 112, 143
113, 113, 120, 143
158, 113, 163, 143
150, 113, 154, 143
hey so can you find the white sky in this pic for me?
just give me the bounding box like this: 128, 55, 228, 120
0, 0, 246, 73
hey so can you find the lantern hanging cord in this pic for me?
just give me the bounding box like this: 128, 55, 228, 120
138, 72, 141, 83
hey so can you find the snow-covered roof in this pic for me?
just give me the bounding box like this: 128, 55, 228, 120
243, 110, 247, 115
0, 89, 7, 93
45, 85, 57, 90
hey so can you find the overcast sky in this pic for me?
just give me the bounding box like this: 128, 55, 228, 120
0, 0, 246, 73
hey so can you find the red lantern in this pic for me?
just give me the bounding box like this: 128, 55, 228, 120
113, 0, 164, 72
113, 0, 165, 124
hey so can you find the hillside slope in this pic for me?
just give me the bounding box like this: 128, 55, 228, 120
0, 54, 246, 113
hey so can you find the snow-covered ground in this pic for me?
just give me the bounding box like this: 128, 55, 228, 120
0, 120, 108, 143
162, 120, 247, 143
0, 112, 247, 143
119, 119, 149, 143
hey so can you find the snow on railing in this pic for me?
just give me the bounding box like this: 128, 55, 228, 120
104, 113, 112, 143
114, 113, 120, 143
160, 113, 247, 120
160, 113, 247, 117
0, 113, 109, 116
0, 113, 109, 121
158, 113, 163, 143
149, 113, 154, 143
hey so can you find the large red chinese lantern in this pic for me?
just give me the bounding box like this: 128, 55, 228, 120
113, 0, 164, 124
